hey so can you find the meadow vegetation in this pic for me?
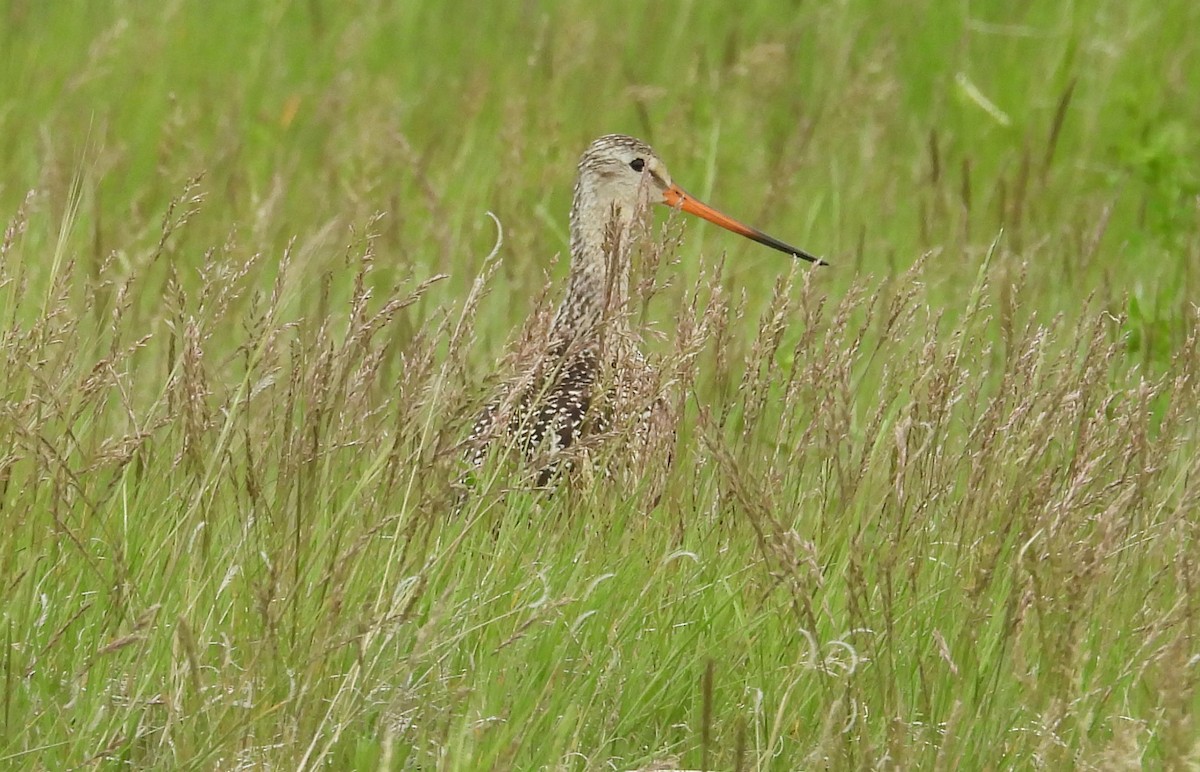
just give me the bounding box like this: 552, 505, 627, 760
1, 0, 1198, 768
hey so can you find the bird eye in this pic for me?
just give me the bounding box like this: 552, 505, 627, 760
629, 158, 645, 172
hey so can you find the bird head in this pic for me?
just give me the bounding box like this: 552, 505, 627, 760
573, 134, 826, 266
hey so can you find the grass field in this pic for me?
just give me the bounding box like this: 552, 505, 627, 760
2, 0, 1199, 768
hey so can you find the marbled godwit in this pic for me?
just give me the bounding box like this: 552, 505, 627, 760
468, 134, 824, 485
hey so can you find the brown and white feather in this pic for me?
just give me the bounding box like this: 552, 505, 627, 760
467, 135, 677, 486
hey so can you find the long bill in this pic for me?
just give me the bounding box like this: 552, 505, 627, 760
662, 184, 826, 266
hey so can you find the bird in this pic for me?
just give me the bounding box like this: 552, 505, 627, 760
466, 133, 824, 488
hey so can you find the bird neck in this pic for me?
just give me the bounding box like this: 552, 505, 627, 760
551, 196, 638, 345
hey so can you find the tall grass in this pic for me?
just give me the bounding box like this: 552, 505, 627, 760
2, 0, 1198, 768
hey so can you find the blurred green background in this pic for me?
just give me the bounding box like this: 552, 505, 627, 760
4, 0, 1196, 336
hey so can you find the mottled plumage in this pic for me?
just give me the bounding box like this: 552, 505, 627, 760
467, 134, 824, 487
